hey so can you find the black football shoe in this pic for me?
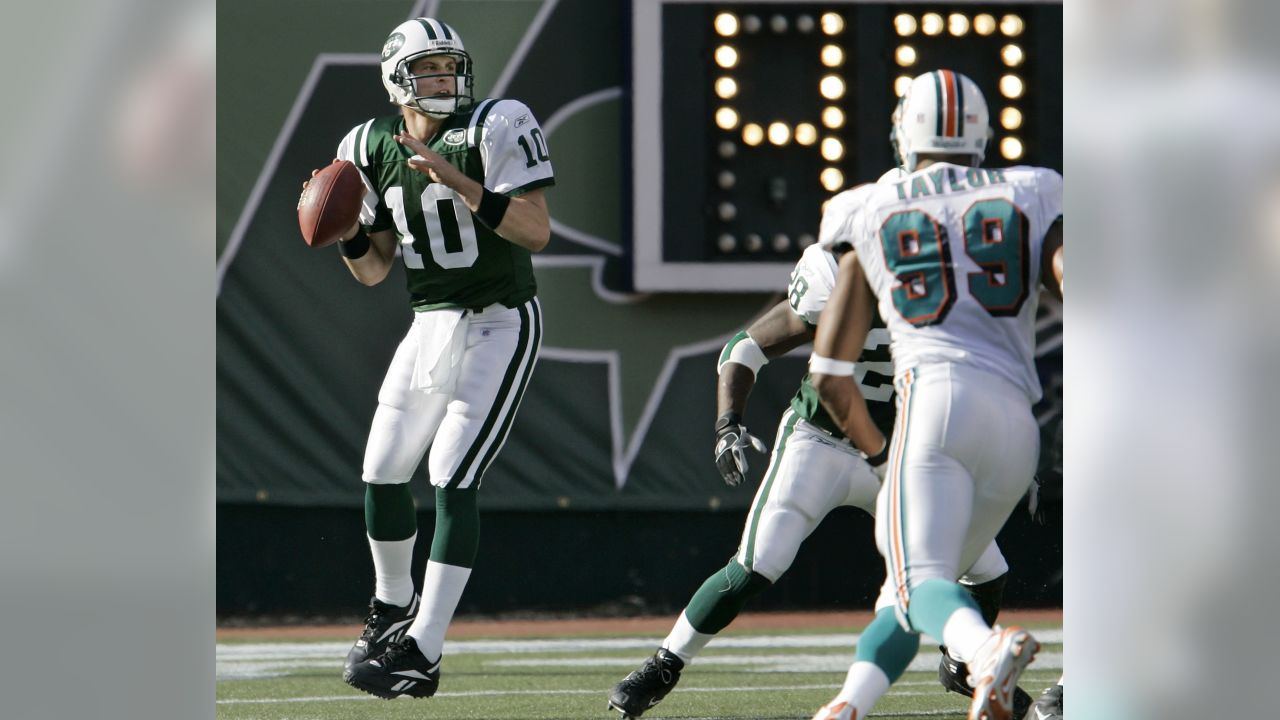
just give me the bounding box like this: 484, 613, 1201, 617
607, 647, 685, 718
1022, 683, 1063, 720
343, 636, 440, 699
344, 594, 419, 671
939, 646, 1033, 719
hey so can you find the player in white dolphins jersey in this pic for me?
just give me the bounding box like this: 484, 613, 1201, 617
809, 70, 1063, 720
608, 170, 1029, 719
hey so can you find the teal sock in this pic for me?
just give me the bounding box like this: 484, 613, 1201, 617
429, 487, 479, 568
683, 560, 772, 634
908, 578, 982, 640
364, 483, 417, 541
855, 607, 921, 682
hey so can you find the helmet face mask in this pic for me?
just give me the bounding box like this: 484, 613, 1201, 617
381, 18, 475, 118
891, 70, 992, 172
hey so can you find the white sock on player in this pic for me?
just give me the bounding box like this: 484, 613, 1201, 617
830, 661, 891, 714
941, 606, 995, 663
661, 611, 715, 663
368, 533, 416, 606
406, 560, 472, 661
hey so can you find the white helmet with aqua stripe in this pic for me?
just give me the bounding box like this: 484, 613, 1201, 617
891, 69, 991, 172
380, 17, 475, 118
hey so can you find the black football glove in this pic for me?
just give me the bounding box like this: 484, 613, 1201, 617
714, 412, 768, 487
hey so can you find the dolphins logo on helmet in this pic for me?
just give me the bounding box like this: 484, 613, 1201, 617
380, 18, 474, 118
890, 70, 992, 172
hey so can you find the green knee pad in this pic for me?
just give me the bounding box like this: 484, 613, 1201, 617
429, 487, 480, 568
684, 560, 772, 635
855, 607, 921, 682
365, 483, 417, 541
907, 578, 982, 640
963, 573, 1007, 627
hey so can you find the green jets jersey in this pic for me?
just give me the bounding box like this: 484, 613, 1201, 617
336, 98, 556, 310
784, 243, 897, 440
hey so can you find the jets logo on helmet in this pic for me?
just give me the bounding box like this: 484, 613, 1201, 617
380, 17, 475, 118
891, 69, 992, 172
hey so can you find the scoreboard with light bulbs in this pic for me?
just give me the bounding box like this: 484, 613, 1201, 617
628, 1, 1062, 292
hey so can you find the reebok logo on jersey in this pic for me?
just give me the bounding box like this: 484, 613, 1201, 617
514, 114, 530, 128
443, 128, 466, 145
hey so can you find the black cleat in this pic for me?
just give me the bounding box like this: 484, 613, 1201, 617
1022, 683, 1063, 720
607, 648, 685, 718
343, 636, 440, 699
345, 594, 419, 671
939, 647, 1033, 719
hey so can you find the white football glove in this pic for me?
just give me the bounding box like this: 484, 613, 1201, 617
714, 413, 769, 487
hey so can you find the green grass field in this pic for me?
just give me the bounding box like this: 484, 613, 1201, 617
216, 621, 1062, 720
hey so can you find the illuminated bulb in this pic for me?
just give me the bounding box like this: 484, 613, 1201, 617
821, 44, 844, 67
744, 233, 764, 252
770, 14, 788, 33
714, 12, 739, 37
822, 106, 845, 129
894, 14, 917, 36
1000, 14, 1025, 36
742, 15, 761, 33
820, 168, 845, 192
821, 137, 844, 162
795, 123, 818, 146
772, 234, 790, 252
820, 74, 846, 100
1001, 44, 1025, 67
894, 75, 913, 97
999, 74, 1025, 99
948, 13, 969, 36
796, 14, 815, 33
718, 202, 737, 221
742, 123, 764, 146
1000, 107, 1023, 130
715, 45, 739, 68
1000, 136, 1024, 160
921, 13, 944, 36
715, 107, 739, 130
974, 14, 997, 35
767, 122, 791, 146
895, 45, 917, 66
715, 76, 738, 99
717, 233, 737, 253
718, 140, 737, 158
820, 12, 844, 35
718, 170, 736, 189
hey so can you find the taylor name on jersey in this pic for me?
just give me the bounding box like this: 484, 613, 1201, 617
335, 98, 556, 310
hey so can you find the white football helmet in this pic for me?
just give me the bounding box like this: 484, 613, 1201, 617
380, 18, 474, 117
891, 70, 991, 172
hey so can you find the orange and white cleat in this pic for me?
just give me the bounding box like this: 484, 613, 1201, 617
966, 626, 1041, 720
811, 700, 858, 720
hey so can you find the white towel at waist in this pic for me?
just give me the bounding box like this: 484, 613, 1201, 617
409, 307, 470, 395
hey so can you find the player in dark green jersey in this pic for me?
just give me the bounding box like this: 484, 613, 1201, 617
311, 16, 554, 701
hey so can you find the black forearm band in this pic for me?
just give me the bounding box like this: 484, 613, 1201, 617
866, 439, 891, 467
338, 227, 370, 259
476, 188, 511, 230
715, 411, 743, 434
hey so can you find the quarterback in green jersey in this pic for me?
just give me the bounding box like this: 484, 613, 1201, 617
316, 16, 554, 701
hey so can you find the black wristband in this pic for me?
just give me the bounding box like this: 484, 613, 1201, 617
475, 188, 511, 230
338, 227, 371, 259
715, 411, 743, 435
866, 438, 891, 467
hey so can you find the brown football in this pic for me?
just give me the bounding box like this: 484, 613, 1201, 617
297, 160, 365, 248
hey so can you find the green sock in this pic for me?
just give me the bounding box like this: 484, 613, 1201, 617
908, 578, 982, 640
364, 483, 417, 541
855, 607, 921, 682
429, 487, 480, 568
683, 560, 772, 634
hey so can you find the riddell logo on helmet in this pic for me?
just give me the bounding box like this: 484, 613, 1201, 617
934, 138, 967, 148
